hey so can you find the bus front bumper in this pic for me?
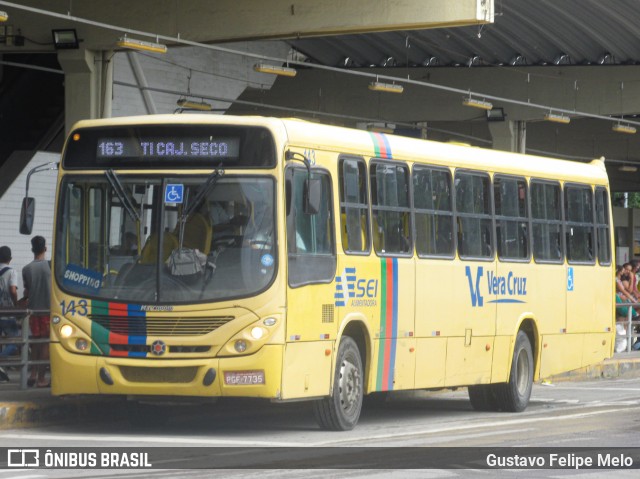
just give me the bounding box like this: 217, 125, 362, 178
50, 342, 283, 399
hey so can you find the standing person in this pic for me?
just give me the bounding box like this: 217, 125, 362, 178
0, 245, 19, 383
22, 236, 51, 388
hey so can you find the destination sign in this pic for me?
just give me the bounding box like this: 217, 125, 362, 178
96, 137, 240, 159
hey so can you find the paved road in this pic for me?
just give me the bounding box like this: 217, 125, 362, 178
1, 378, 640, 477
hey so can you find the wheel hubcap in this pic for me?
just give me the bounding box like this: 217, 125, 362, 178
515, 349, 530, 395
339, 358, 361, 412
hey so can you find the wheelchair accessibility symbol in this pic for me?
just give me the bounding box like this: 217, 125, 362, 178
567, 267, 574, 291
165, 184, 184, 204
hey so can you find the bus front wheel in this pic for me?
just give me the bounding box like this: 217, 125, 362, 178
313, 336, 363, 431
494, 330, 533, 412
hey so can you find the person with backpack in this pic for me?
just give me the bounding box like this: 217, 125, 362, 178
0, 245, 19, 382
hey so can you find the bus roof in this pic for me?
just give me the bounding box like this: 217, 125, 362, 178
69, 114, 608, 186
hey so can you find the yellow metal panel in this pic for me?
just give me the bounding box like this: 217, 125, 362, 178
539, 334, 584, 378
490, 335, 512, 383
383, 338, 416, 390
415, 260, 457, 337
281, 341, 332, 399
50, 343, 100, 395
414, 338, 447, 388
444, 337, 494, 387
581, 332, 614, 368
567, 265, 614, 334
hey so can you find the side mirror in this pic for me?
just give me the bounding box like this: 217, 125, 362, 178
304, 178, 322, 215
19, 197, 35, 235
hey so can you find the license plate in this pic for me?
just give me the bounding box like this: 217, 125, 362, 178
224, 370, 265, 385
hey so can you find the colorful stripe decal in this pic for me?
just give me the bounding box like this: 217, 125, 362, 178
376, 258, 398, 391
90, 301, 147, 357
369, 132, 393, 159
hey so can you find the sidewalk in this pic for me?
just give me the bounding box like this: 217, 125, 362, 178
2, 351, 640, 430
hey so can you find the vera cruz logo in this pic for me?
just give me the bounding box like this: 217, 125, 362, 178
465, 266, 528, 307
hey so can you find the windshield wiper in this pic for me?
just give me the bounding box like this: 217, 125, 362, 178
106, 169, 139, 223
176, 167, 224, 250
183, 167, 225, 220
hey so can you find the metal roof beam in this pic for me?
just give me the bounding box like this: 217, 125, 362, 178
0, 0, 494, 53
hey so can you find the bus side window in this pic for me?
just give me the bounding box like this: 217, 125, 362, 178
455, 171, 493, 259
531, 180, 563, 263
413, 166, 454, 257
370, 162, 411, 255
286, 167, 336, 287
339, 157, 369, 253
494, 176, 529, 261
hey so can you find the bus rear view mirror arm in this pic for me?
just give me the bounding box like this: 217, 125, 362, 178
20, 161, 58, 235
285, 150, 320, 215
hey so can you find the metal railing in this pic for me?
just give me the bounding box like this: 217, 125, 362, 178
617, 302, 640, 353
0, 308, 50, 390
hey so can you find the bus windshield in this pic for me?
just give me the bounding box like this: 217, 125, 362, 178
54, 174, 276, 304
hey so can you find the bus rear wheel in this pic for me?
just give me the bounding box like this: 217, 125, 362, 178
313, 336, 363, 431
494, 330, 533, 412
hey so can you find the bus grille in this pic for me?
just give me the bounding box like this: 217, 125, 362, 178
119, 366, 198, 383
89, 315, 234, 336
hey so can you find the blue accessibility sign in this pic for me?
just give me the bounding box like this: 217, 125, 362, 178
165, 184, 184, 204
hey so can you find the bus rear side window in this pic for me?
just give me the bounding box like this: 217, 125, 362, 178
595, 187, 611, 265
565, 185, 595, 264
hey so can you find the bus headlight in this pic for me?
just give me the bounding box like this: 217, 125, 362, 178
234, 340, 247, 353
75, 338, 89, 351
251, 327, 265, 340
219, 315, 281, 357
60, 324, 74, 338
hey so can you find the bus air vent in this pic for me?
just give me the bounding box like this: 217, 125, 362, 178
88, 315, 235, 336
119, 366, 198, 383
322, 304, 334, 323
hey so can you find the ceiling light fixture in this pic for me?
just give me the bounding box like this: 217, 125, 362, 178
612, 123, 637, 134
544, 112, 571, 124
253, 63, 297, 77
117, 36, 167, 54
618, 165, 638, 173
369, 81, 404, 94
0, 11, 8, 22
52, 29, 79, 49
462, 96, 493, 110
176, 98, 212, 111
486, 107, 505, 121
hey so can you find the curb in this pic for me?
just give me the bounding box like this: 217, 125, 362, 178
0, 398, 123, 430
548, 357, 640, 382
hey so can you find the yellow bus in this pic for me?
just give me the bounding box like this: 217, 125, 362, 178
21, 115, 614, 430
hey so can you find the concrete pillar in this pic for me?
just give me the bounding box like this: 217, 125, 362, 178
489, 120, 526, 153
57, 48, 113, 133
